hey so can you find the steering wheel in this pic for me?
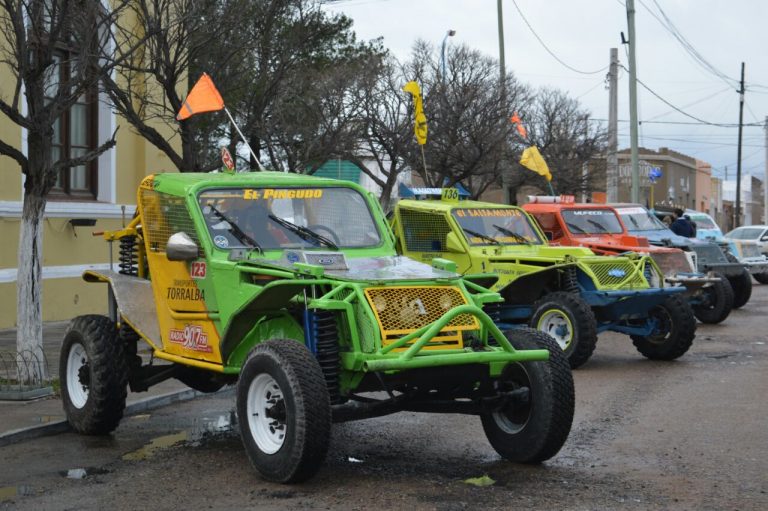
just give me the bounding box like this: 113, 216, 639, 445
307, 224, 341, 246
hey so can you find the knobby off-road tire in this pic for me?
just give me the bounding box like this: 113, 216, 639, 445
481, 328, 575, 464
753, 271, 768, 284
692, 273, 733, 324
631, 295, 696, 360
60, 315, 128, 435
237, 339, 331, 483
724, 251, 752, 308
530, 291, 598, 369
727, 269, 752, 309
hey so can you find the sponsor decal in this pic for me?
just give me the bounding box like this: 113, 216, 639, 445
190, 261, 206, 279
455, 208, 521, 218
167, 286, 205, 300
243, 188, 324, 200
213, 235, 229, 248
571, 210, 607, 216
317, 257, 335, 265
608, 268, 627, 278
168, 324, 212, 353
285, 251, 301, 263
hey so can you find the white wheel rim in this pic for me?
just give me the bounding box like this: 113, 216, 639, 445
537, 310, 573, 350
66, 342, 89, 409
492, 365, 532, 434
246, 373, 286, 454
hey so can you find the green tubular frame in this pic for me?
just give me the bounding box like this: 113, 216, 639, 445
306, 280, 548, 374
233, 269, 550, 376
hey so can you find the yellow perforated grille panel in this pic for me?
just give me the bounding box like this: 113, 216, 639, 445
364, 286, 479, 350
140, 189, 201, 255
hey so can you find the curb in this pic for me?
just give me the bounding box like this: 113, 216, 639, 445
0, 388, 201, 448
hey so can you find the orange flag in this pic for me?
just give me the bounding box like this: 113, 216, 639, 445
510, 112, 527, 138
176, 73, 225, 121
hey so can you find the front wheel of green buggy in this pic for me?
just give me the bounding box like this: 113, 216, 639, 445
480, 328, 575, 464
631, 295, 696, 360
237, 339, 331, 483
530, 291, 598, 369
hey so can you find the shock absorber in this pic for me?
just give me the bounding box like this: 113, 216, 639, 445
312, 311, 343, 404
485, 302, 503, 324
118, 236, 139, 276
563, 266, 579, 293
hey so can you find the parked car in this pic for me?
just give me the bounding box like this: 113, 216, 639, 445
725, 225, 768, 256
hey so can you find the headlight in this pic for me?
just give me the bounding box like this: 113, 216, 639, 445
439, 293, 454, 310
372, 295, 387, 312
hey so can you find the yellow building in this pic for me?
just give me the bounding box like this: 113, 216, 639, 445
0, 90, 178, 328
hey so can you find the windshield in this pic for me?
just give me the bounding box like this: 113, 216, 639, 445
451, 207, 543, 245
726, 227, 763, 239
198, 187, 381, 250
689, 214, 717, 229
617, 206, 668, 232
562, 208, 624, 234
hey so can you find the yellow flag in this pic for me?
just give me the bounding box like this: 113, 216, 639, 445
520, 146, 552, 182
402, 81, 427, 145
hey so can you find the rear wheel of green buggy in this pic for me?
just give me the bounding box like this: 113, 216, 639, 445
481, 328, 575, 464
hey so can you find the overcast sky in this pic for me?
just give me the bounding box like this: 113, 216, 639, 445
324, 0, 768, 183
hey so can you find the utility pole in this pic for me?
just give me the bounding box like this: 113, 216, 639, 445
607, 48, 619, 203
735, 62, 745, 228
625, 0, 641, 203
497, 0, 510, 203
764, 116, 767, 223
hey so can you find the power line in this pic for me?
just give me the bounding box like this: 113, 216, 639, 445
510, 0, 608, 75
619, 63, 763, 127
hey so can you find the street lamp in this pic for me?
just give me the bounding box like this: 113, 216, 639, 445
440, 29, 456, 83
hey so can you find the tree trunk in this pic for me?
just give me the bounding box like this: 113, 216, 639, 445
16, 189, 47, 381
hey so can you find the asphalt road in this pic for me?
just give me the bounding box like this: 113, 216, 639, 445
2, 286, 767, 510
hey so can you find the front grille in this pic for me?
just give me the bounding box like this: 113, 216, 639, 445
584, 260, 647, 288
364, 286, 479, 350
693, 244, 727, 266
735, 242, 761, 258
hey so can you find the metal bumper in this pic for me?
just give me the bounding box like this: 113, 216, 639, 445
346, 304, 549, 373
581, 286, 684, 308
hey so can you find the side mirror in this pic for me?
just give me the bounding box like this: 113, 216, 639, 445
166, 232, 199, 261
761, 235, 768, 242
445, 231, 465, 253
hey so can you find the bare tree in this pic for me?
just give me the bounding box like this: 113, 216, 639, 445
346, 55, 414, 211
521, 88, 607, 197
402, 41, 532, 198
103, 0, 247, 172
0, 0, 129, 374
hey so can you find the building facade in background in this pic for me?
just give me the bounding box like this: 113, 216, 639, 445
0, 75, 178, 328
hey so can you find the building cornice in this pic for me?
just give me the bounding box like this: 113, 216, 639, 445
0, 201, 135, 220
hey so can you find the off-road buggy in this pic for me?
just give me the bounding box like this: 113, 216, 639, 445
522, 200, 736, 326
615, 205, 755, 310
59, 172, 574, 483
390, 193, 696, 369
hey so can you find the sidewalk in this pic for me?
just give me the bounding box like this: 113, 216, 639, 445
0, 320, 197, 446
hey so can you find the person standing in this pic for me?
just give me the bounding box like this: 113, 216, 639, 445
670, 208, 695, 237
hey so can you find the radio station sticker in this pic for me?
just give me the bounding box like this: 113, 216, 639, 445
168, 324, 212, 353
